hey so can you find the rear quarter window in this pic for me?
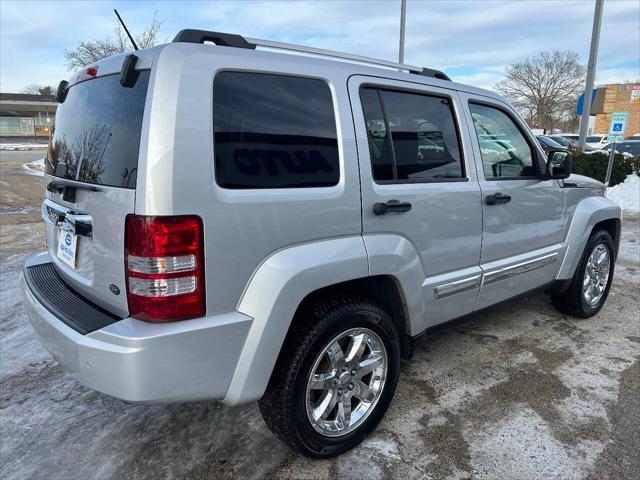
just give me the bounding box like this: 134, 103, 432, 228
213, 72, 340, 189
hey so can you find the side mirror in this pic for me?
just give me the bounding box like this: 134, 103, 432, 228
546, 150, 572, 179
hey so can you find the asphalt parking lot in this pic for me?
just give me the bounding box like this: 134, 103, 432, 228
1, 150, 638, 480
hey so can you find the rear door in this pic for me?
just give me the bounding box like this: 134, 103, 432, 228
43, 69, 151, 317
460, 94, 565, 310
349, 76, 483, 327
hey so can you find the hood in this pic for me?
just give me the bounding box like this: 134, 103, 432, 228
563, 174, 605, 189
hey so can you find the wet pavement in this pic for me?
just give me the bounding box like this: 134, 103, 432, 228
1, 150, 638, 479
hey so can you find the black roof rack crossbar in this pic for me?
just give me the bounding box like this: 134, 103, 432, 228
172, 29, 256, 49
172, 29, 451, 81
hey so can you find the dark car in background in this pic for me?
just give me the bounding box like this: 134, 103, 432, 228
536, 135, 568, 154
601, 140, 640, 157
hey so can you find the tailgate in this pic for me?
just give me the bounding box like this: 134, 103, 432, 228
43, 68, 150, 317
43, 187, 134, 317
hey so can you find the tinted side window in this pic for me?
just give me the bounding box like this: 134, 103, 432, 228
214, 72, 339, 189
360, 87, 464, 182
469, 103, 536, 179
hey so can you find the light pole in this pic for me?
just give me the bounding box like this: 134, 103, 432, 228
578, 0, 604, 152
399, 0, 407, 64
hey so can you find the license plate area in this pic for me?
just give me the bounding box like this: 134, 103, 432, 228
56, 228, 78, 269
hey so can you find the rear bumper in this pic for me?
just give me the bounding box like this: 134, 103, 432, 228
21, 253, 253, 404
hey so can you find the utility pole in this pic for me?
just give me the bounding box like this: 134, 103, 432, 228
578, 0, 604, 152
399, 0, 407, 64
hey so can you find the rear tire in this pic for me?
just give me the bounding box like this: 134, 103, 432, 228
258, 297, 401, 458
551, 229, 615, 318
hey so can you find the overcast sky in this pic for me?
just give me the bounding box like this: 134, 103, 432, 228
1, 0, 638, 92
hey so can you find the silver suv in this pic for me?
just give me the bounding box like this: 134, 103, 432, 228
22, 30, 621, 458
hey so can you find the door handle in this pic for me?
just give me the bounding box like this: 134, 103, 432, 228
486, 193, 511, 205
373, 200, 413, 215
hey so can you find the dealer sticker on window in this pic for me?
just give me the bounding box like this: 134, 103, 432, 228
57, 230, 77, 269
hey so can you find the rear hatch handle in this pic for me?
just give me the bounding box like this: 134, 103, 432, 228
42, 198, 93, 237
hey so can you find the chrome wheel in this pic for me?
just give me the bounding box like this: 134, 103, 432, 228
583, 243, 610, 306
305, 327, 387, 437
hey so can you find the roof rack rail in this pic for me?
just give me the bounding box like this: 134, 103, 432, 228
415, 67, 451, 81
173, 29, 256, 49
172, 29, 451, 81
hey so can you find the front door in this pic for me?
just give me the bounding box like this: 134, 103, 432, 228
349, 76, 483, 328
460, 94, 566, 309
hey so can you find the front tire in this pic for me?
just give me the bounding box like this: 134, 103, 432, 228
258, 297, 401, 458
551, 229, 615, 318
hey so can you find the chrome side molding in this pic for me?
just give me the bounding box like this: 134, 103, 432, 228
433, 252, 559, 298
482, 252, 558, 285
433, 274, 481, 299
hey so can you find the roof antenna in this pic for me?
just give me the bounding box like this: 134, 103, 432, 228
113, 9, 139, 51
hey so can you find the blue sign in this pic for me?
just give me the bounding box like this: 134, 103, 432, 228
612, 123, 623, 132
576, 89, 597, 115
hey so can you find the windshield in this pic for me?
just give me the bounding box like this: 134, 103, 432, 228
46, 71, 150, 189
586, 136, 603, 142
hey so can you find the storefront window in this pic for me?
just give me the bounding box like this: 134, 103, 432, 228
0, 117, 22, 135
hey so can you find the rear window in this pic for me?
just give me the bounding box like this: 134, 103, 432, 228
538, 136, 563, 148
550, 136, 570, 146
46, 71, 150, 189
213, 72, 339, 189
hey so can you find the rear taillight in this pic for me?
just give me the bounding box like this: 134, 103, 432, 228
125, 215, 205, 322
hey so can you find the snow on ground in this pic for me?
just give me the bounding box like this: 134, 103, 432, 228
1, 143, 47, 151
21, 158, 45, 177
607, 174, 640, 213
0, 252, 51, 381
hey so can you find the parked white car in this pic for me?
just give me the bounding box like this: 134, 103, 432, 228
586, 135, 610, 150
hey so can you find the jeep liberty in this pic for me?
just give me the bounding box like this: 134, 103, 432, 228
22, 30, 621, 458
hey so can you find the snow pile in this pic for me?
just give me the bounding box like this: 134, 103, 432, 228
606, 174, 640, 213
1, 143, 47, 150
22, 158, 45, 177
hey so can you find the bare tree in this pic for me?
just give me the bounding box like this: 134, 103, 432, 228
495, 51, 586, 132
22, 84, 56, 96
64, 11, 162, 70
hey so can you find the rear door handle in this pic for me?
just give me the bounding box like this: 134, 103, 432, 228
373, 200, 412, 215
486, 193, 511, 205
